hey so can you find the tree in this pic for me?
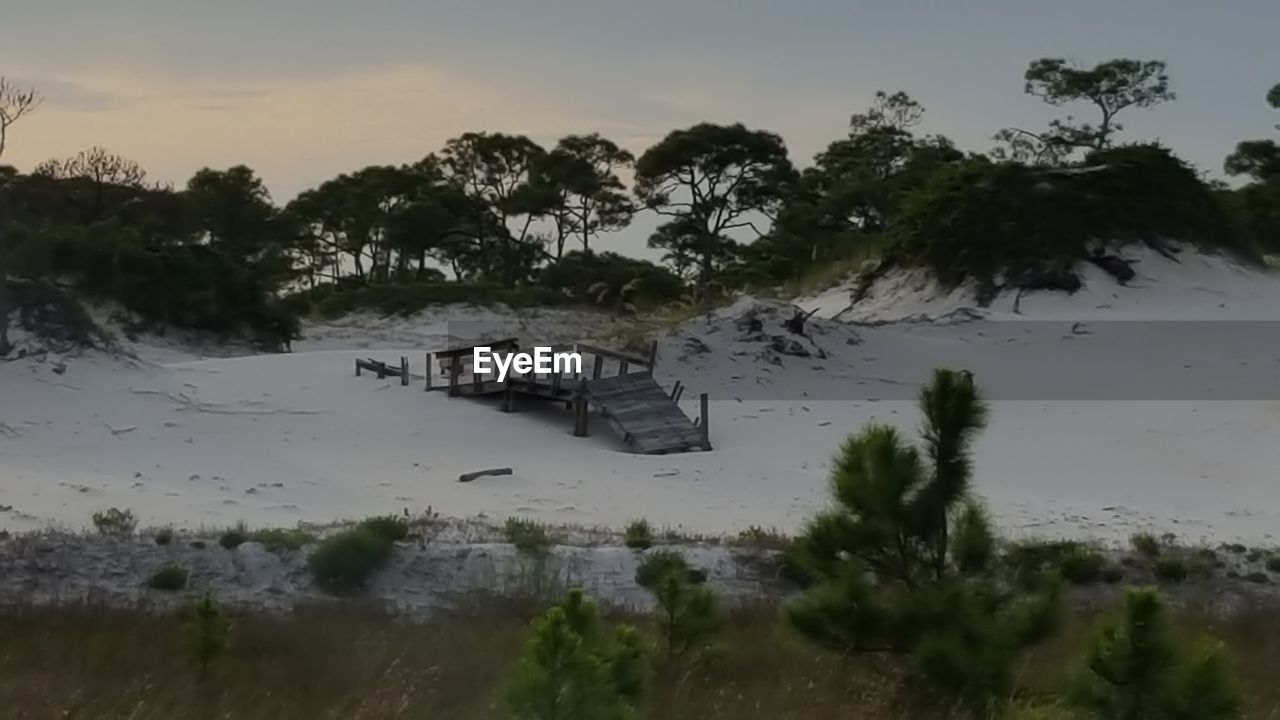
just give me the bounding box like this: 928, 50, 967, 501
181, 594, 233, 681
441, 132, 552, 286
32, 146, 151, 221
634, 123, 794, 292
0, 77, 40, 358
1069, 587, 1240, 720
540, 134, 635, 258
762, 91, 962, 281
997, 58, 1175, 161
507, 589, 646, 720
634, 550, 722, 666
0, 77, 40, 161
786, 369, 1059, 716
1224, 83, 1280, 181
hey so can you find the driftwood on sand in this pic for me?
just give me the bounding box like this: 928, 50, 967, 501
458, 467, 514, 483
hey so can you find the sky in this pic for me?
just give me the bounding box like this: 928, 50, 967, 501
2, 0, 1279, 258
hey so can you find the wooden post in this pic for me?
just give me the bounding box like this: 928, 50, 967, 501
448, 359, 460, 397
592, 355, 604, 380
400, 356, 409, 386
355, 359, 362, 377
573, 395, 589, 437
425, 352, 432, 391
376, 361, 386, 379
619, 360, 629, 375
647, 340, 658, 370
502, 381, 515, 413
699, 392, 711, 450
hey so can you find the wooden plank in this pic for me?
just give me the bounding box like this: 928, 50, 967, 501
576, 342, 651, 368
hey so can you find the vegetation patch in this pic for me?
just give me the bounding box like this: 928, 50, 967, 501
146, 565, 189, 592
624, 519, 654, 550
504, 518, 553, 557
91, 507, 137, 537
306, 528, 396, 593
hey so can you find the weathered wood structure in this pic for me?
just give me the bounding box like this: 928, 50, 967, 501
411, 338, 711, 455
354, 356, 410, 386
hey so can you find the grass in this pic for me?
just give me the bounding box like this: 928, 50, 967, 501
219, 523, 249, 550
249, 527, 316, 553
733, 526, 790, 551
503, 517, 553, 557
92, 507, 138, 536
625, 519, 654, 550
1130, 532, 1162, 558
2, 598, 1280, 719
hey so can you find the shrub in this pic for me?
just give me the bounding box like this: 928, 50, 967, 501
181, 595, 232, 680
219, 523, 248, 549
1246, 571, 1270, 584
357, 515, 410, 543
506, 590, 645, 720
1101, 566, 1125, 584
147, 565, 189, 591
538, 250, 684, 310
624, 519, 653, 550
190, 540, 207, 550
735, 525, 789, 551
1153, 556, 1189, 583
1266, 556, 1280, 573
635, 551, 722, 665
1223, 542, 1247, 555
1246, 549, 1266, 563
249, 527, 316, 553
92, 507, 137, 536
504, 518, 552, 557
306, 528, 395, 593
1069, 587, 1240, 720
1059, 547, 1106, 584
154, 527, 175, 545
1130, 532, 1161, 558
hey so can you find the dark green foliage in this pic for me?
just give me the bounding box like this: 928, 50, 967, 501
357, 515, 410, 543
147, 565, 189, 591
181, 595, 232, 680
624, 519, 653, 550
1153, 557, 1189, 583
506, 589, 646, 720
219, 524, 248, 550
248, 527, 316, 553
635, 551, 722, 664
1060, 547, 1107, 585
538, 251, 683, 310
505, 518, 553, 557
734, 525, 790, 551
634, 122, 794, 291
787, 369, 1059, 715
1266, 556, 1280, 573
1069, 587, 1241, 720
1131, 533, 1162, 558
287, 281, 568, 319
1245, 572, 1269, 584
893, 145, 1250, 296
306, 528, 395, 593
1102, 566, 1126, 584
91, 507, 137, 536
154, 527, 174, 546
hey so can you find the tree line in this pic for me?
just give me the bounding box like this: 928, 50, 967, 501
2, 58, 1279, 352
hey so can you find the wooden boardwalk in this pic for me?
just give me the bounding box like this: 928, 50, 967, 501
580, 374, 709, 454
355, 337, 711, 455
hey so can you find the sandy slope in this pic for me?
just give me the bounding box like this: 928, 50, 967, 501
4, 249, 1280, 545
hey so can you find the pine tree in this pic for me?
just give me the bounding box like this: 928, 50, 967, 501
634, 550, 723, 666
507, 590, 646, 720
787, 369, 1059, 716
1069, 587, 1240, 720
181, 594, 232, 681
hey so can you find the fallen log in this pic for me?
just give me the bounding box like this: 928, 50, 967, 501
458, 467, 514, 483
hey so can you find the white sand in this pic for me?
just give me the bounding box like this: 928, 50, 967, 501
4, 248, 1280, 545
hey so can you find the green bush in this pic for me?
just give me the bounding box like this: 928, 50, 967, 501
1266, 556, 1280, 573
1130, 532, 1161, 558
181, 595, 232, 680
1153, 556, 1189, 583
356, 516, 410, 543
147, 565, 189, 591
306, 529, 395, 593
1246, 571, 1270, 584
249, 527, 316, 553
92, 507, 138, 536
1101, 566, 1125, 584
735, 525, 789, 551
219, 524, 248, 550
154, 527, 175, 545
1059, 547, 1106, 585
624, 519, 653, 550
538, 251, 684, 310
504, 518, 553, 557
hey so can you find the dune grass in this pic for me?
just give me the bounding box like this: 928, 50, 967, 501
1, 598, 1279, 719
